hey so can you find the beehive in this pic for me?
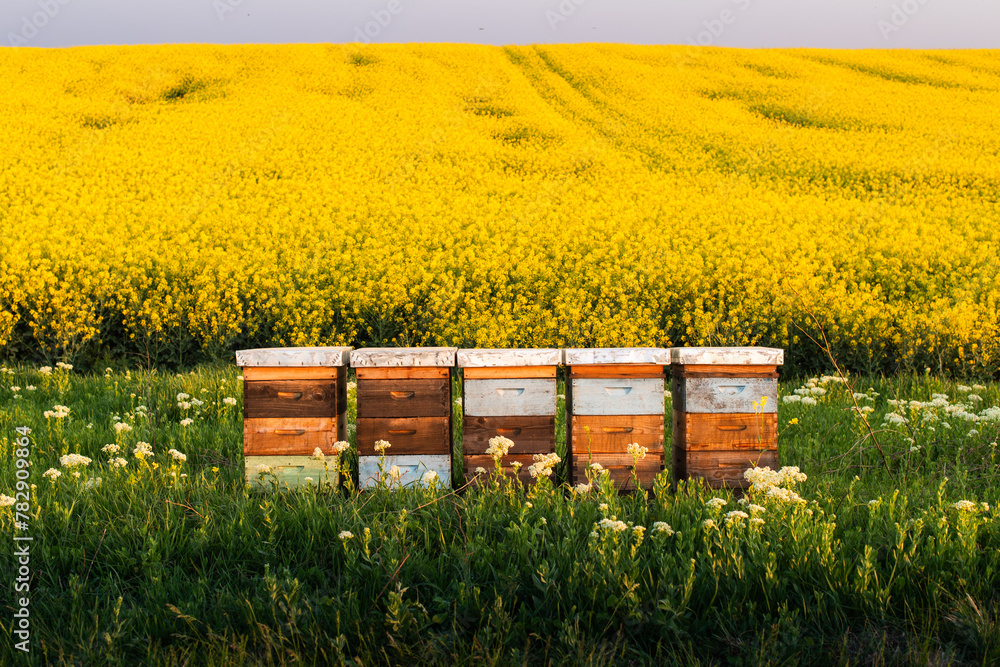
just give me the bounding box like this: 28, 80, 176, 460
351, 347, 457, 489
670, 347, 783, 489
565, 348, 670, 490
236, 346, 351, 490
457, 348, 561, 484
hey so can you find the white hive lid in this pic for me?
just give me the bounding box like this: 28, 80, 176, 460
456, 348, 562, 367
235, 346, 352, 367
563, 347, 670, 365
670, 347, 784, 366
350, 347, 457, 368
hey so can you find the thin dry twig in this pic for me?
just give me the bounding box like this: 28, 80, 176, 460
784, 281, 893, 478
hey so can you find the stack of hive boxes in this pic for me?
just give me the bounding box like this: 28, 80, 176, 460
565, 348, 670, 490
236, 346, 351, 489
457, 348, 561, 484
670, 347, 782, 489
351, 347, 456, 489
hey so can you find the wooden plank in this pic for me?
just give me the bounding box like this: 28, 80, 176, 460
463, 416, 555, 454
457, 349, 561, 368
463, 378, 556, 417
243, 366, 340, 381
570, 364, 664, 378
569, 453, 664, 491
670, 347, 783, 366
564, 348, 670, 366
244, 380, 337, 418
673, 411, 778, 450
571, 415, 664, 455
672, 377, 777, 414
356, 378, 450, 418
570, 378, 665, 416
674, 447, 778, 489
464, 454, 539, 485
237, 347, 351, 368
244, 417, 339, 456
462, 366, 556, 379
356, 417, 450, 455
245, 455, 338, 491
358, 454, 452, 489
351, 347, 456, 368
355, 367, 450, 380
671, 364, 778, 379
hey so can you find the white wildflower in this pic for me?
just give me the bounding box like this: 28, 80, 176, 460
180, 418, 193, 426
952, 500, 978, 512
43, 468, 61, 481
59, 453, 92, 468
705, 497, 727, 510
422, 470, 439, 484
255, 463, 272, 475
110, 457, 128, 468
374, 440, 391, 453
168, 449, 187, 462
626, 442, 648, 460
222, 397, 237, 406
133, 442, 154, 459
800, 397, 817, 406
311, 448, 325, 461
782, 395, 801, 404
339, 530, 354, 540
724, 510, 749, 524
652, 521, 674, 536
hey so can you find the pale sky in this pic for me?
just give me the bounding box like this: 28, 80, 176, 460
4, 0, 999, 49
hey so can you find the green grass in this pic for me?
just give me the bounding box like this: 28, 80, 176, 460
1, 363, 999, 665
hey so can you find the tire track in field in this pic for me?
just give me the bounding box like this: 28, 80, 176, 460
501, 45, 672, 173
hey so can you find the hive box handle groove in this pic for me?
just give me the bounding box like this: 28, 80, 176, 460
274, 429, 306, 436
716, 385, 746, 396
716, 424, 748, 432
602, 426, 634, 434
390, 391, 415, 400
277, 392, 302, 400
603, 387, 633, 396
496, 388, 525, 396
388, 429, 418, 435
497, 427, 522, 436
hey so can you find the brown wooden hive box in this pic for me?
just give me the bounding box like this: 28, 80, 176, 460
564, 348, 670, 491
670, 347, 784, 490
352, 347, 457, 489
457, 349, 562, 485
236, 347, 352, 490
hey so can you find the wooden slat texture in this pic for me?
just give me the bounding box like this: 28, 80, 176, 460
569, 453, 664, 491
243, 366, 340, 381
356, 378, 450, 418
463, 378, 556, 417
672, 377, 778, 414
570, 378, 665, 416
463, 416, 556, 454
244, 380, 337, 418
464, 454, 539, 485
569, 364, 664, 378
674, 447, 778, 489
570, 415, 664, 455
244, 417, 339, 456
463, 366, 556, 379
671, 364, 778, 379
673, 411, 778, 450
245, 455, 338, 491
355, 367, 450, 380
356, 417, 450, 455
358, 454, 452, 490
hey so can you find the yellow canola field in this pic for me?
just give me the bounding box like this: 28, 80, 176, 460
0, 44, 998, 373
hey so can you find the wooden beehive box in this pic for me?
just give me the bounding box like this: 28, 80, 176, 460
351, 347, 457, 489
670, 347, 783, 489
565, 348, 670, 491
457, 348, 561, 485
236, 346, 352, 490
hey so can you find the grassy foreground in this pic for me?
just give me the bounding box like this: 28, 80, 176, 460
1, 363, 999, 665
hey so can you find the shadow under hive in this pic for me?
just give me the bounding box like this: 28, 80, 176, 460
457, 348, 561, 485
565, 348, 670, 491
671, 347, 783, 490
237, 346, 351, 490
352, 347, 457, 489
